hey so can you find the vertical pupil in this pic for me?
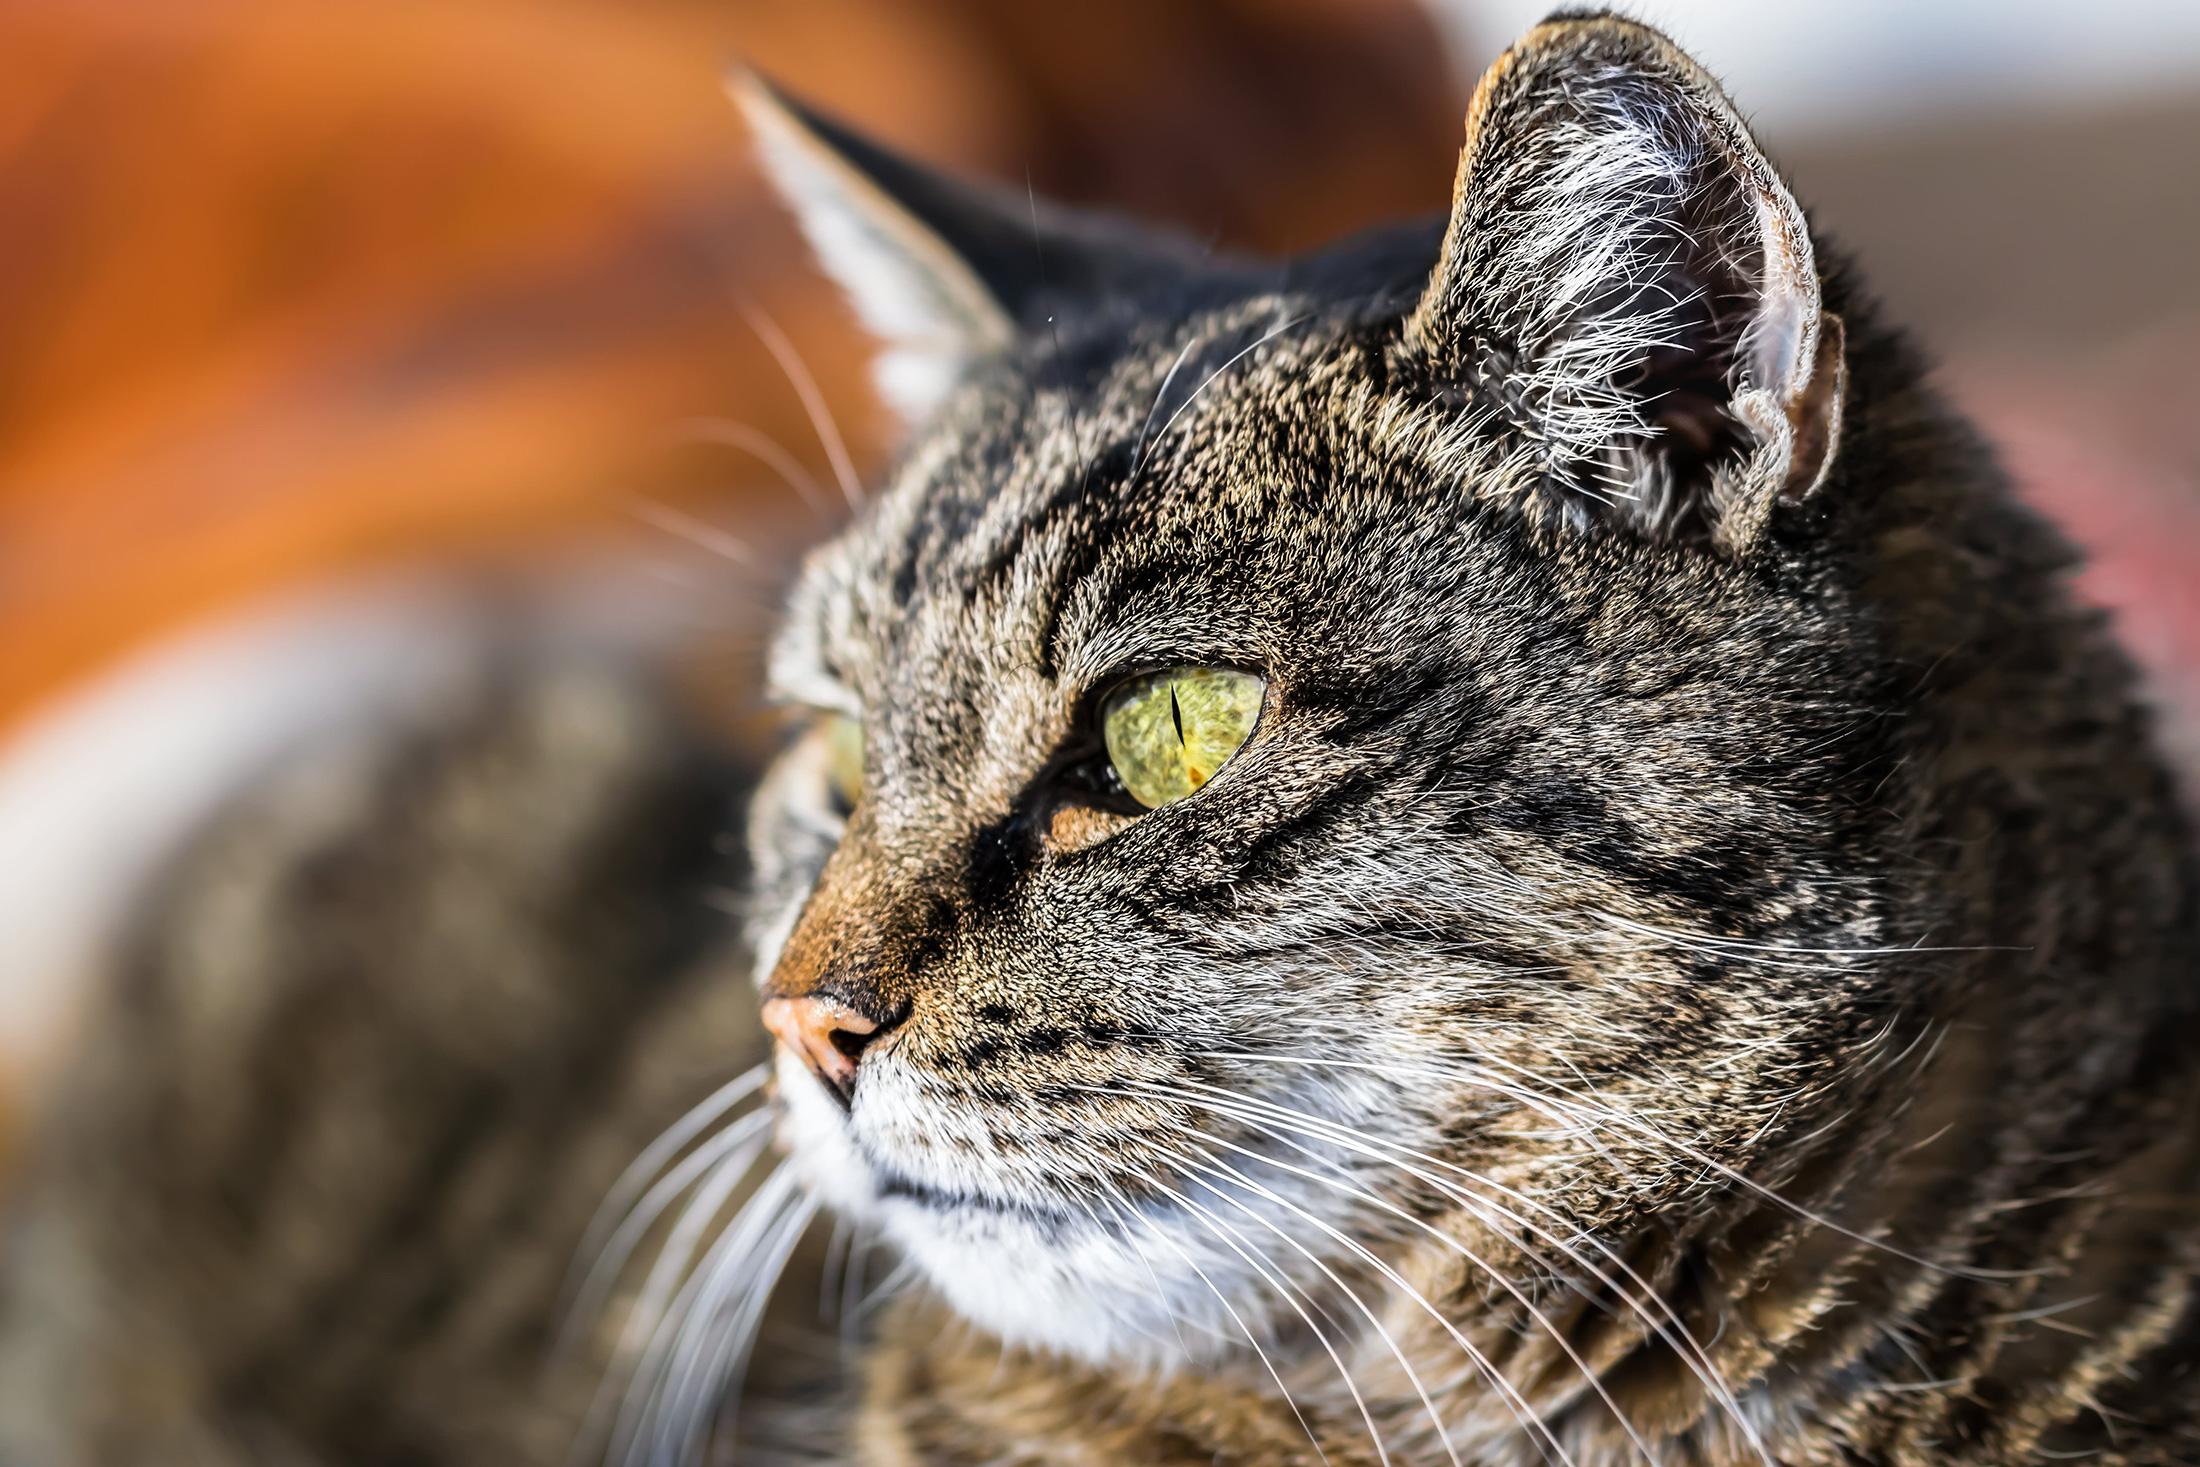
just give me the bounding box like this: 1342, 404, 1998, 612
1170, 684, 1203, 791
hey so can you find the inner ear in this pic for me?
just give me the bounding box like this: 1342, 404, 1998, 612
1631, 157, 1775, 508
1626, 147, 1833, 538
1407, 15, 1845, 550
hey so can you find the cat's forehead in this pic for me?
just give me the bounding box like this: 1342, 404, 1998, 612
771, 293, 1379, 708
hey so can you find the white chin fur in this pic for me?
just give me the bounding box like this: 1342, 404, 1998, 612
882, 1193, 1212, 1366
774, 1048, 1349, 1369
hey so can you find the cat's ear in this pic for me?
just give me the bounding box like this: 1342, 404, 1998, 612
1406, 14, 1845, 551
734, 73, 1013, 427
734, 73, 1199, 429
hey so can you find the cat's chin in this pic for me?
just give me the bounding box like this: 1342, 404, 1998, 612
770, 1048, 1296, 1370
877, 1192, 1226, 1367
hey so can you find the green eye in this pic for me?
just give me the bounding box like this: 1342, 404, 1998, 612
1101, 667, 1264, 810
824, 713, 864, 810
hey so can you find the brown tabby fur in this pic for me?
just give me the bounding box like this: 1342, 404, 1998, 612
4, 12, 2199, 1467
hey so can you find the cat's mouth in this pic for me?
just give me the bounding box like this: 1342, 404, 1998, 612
774, 1042, 1092, 1226
871, 1165, 1080, 1226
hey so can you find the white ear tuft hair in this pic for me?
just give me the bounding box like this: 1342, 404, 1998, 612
1409, 13, 1846, 549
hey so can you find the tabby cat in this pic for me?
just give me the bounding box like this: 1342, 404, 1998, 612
5, 12, 2199, 1467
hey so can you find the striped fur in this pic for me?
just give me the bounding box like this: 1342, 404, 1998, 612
747, 13, 2200, 1465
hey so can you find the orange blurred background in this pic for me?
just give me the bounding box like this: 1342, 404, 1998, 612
0, 0, 1465, 741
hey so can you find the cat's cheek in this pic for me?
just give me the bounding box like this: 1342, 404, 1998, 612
772, 1045, 880, 1218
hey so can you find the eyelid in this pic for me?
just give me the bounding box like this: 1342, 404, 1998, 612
1083, 661, 1270, 728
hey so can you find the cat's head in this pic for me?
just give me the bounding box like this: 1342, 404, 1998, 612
740, 12, 1899, 1377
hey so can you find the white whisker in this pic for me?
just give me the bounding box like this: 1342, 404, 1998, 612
1135, 1164, 1403, 1466
608, 1164, 810, 1467
557, 1108, 776, 1368
1128, 334, 1204, 481
1135, 1083, 1694, 1464
665, 417, 834, 522
1117, 1195, 1337, 1466
1193, 1134, 1651, 1467
625, 498, 761, 570
1101, 1072, 1765, 1463
739, 300, 864, 511
560, 1067, 771, 1329
1139, 312, 1311, 477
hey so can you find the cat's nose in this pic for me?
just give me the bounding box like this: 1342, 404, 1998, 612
761, 994, 898, 1105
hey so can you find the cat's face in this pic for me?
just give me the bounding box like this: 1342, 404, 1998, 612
742, 17, 1893, 1371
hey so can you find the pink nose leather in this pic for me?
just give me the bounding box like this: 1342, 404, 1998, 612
761, 994, 881, 1097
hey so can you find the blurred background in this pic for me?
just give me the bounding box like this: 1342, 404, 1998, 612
0, 0, 2193, 1153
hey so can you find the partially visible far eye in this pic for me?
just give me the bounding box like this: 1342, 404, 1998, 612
1102, 667, 1265, 810
824, 713, 865, 811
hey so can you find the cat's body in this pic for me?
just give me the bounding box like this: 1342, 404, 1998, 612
4, 12, 2198, 1467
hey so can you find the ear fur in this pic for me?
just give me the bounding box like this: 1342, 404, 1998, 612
733, 73, 1014, 427
1407, 13, 1845, 550
734, 74, 1212, 430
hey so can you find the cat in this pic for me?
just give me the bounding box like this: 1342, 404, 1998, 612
5, 10, 2199, 1467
